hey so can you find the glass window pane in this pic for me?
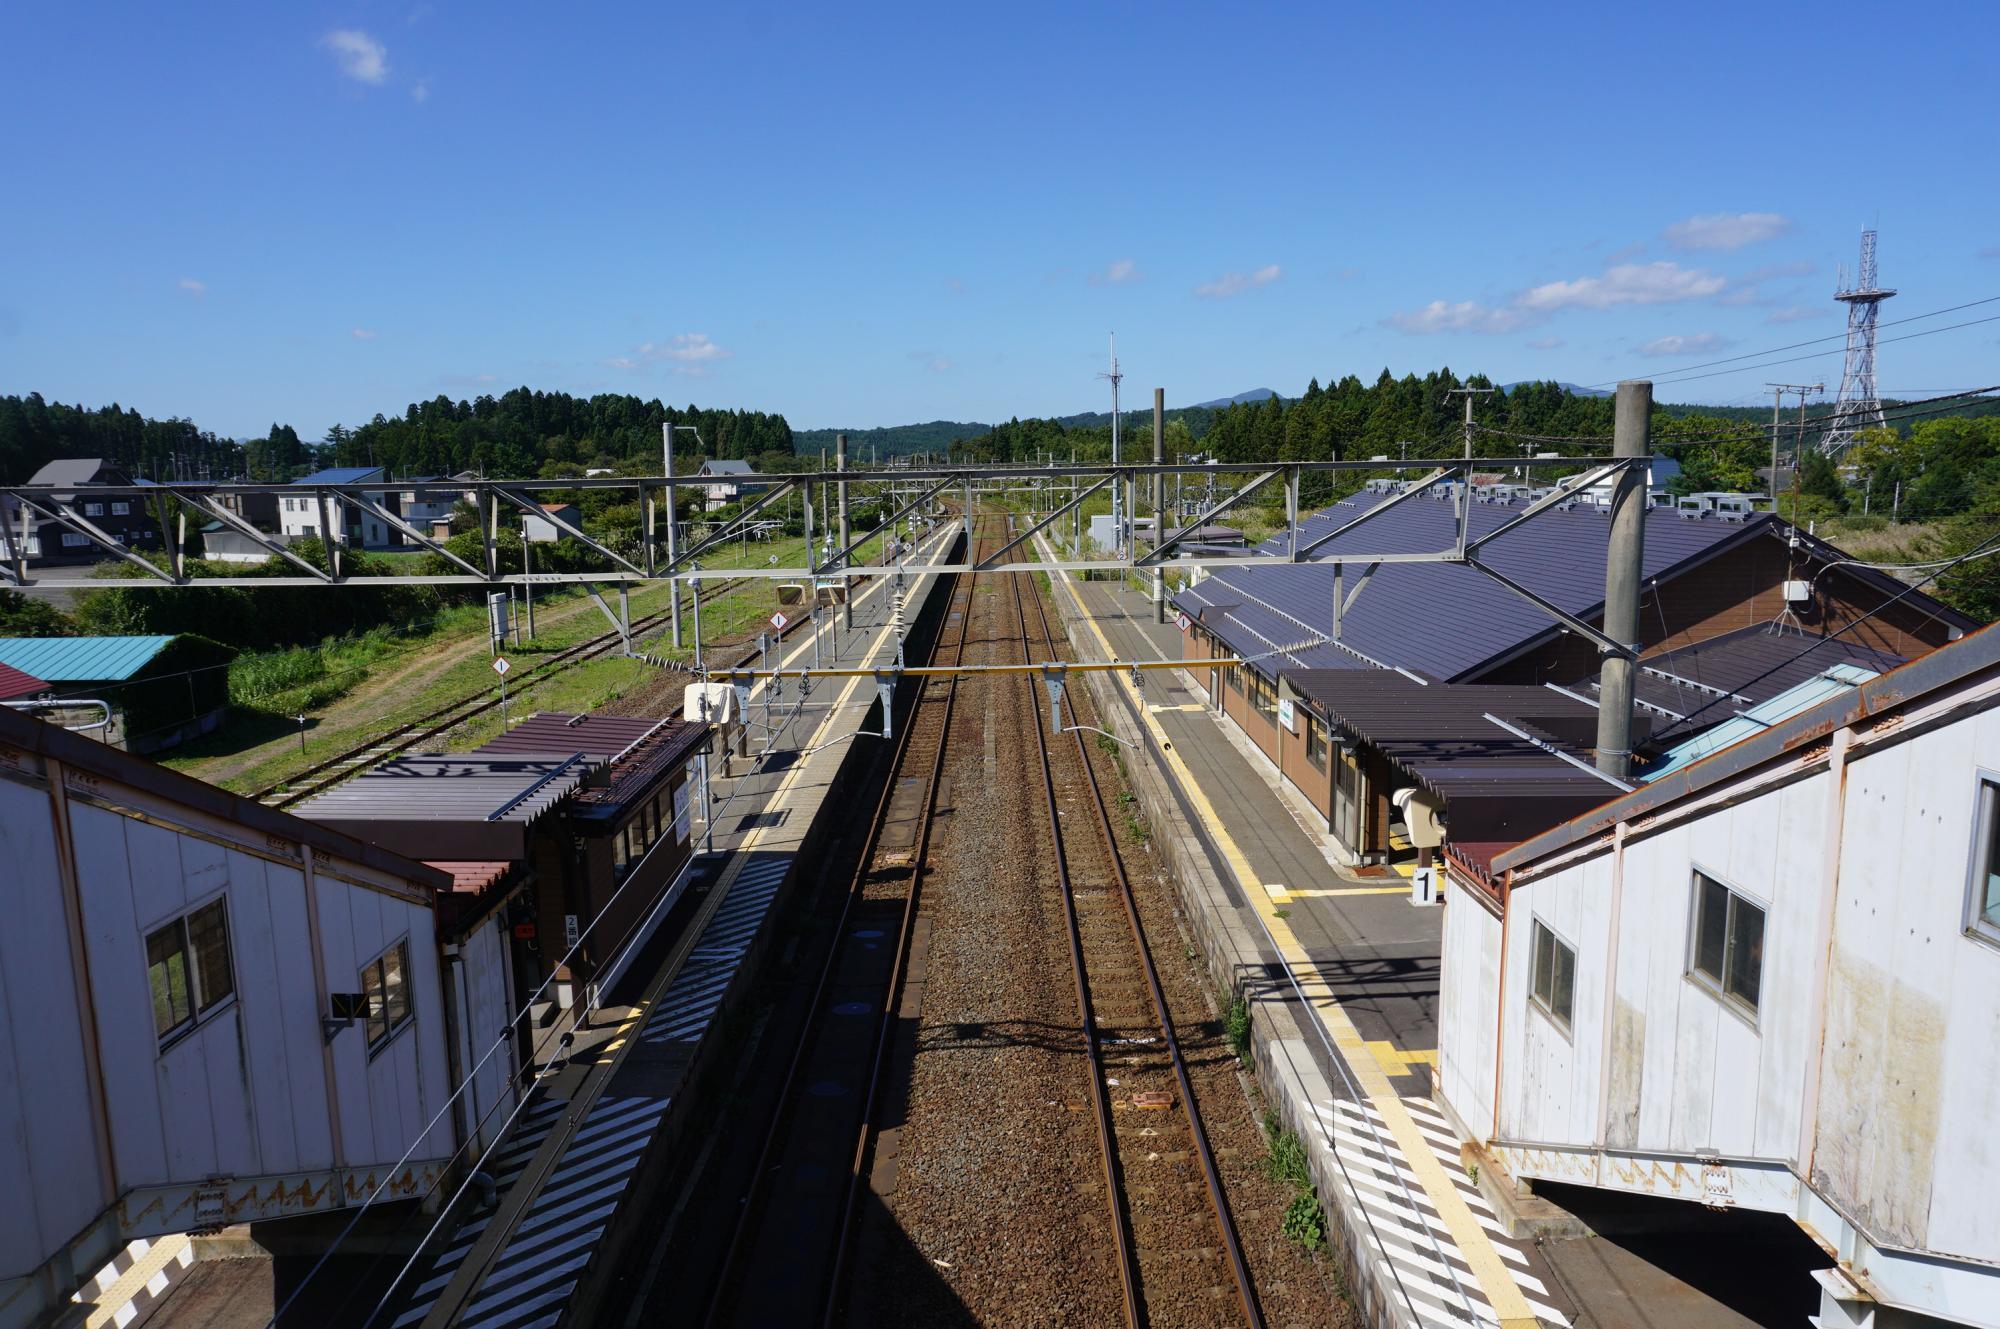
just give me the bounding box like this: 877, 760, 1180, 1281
1983, 783, 2000, 929
1553, 940, 1575, 1026
363, 958, 387, 1046
147, 924, 192, 1037
1726, 896, 1765, 1010
1532, 924, 1552, 1006
383, 943, 410, 1026
187, 901, 233, 1012
1694, 873, 1728, 982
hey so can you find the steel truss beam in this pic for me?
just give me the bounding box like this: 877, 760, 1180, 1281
1140, 468, 1283, 566
826, 475, 953, 570
668, 478, 798, 572
979, 474, 1113, 570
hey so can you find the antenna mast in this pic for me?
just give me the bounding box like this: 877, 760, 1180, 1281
1824, 229, 1896, 453
1098, 334, 1126, 552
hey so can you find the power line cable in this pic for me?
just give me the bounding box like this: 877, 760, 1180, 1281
1644, 315, 2000, 388
1585, 294, 2000, 388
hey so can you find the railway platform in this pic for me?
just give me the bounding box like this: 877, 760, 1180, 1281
374, 523, 963, 1329
1039, 548, 1568, 1329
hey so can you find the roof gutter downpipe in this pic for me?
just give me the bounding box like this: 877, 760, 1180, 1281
1595, 381, 1651, 779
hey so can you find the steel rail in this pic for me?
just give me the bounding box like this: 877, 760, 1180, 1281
1009, 556, 1145, 1329
1025, 568, 1267, 1329
814, 522, 983, 1329
692, 521, 972, 1328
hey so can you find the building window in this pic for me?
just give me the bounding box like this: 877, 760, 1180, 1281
83, 502, 103, 517
362, 939, 413, 1053
1226, 663, 1244, 694
612, 826, 630, 877
146, 898, 234, 1044
1530, 919, 1576, 1032
1305, 716, 1329, 773
673, 781, 691, 842
1689, 869, 1764, 1015
111, 501, 130, 515
1246, 669, 1278, 724
62, 532, 90, 547
1966, 778, 2000, 946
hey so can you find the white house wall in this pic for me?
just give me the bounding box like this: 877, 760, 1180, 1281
456, 914, 519, 1155
1463, 692, 2000, 1280
0, 779, 103, 1280
1436, 889, 1500, 1140
1815, 710, 2000, 1264
1, 758, 457, 1286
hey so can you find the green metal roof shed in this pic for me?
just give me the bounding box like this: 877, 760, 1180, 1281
0, 635, 179, 682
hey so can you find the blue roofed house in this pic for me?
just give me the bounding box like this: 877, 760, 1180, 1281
1172, 486, 1973, 862
278, 465, 391, 547
0, 634, 237, 753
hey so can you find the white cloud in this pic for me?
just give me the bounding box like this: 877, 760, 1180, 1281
1519, 261, 1727, 312
177, 277, 205, 299
322, 29, 388, 85
1527, 335, 1564, 350
1089, 258, 1139, 286
1662, 212, 1792, 251
1386, 300, 1526, 335
1765, 305, 1828, 324
1639, 331, 1729, 356
351, 328, 378, 341
947, 278, 967, 295
1979, 244, 2000, 260
1194, 264, 1282, 299
909, 350, 953, 374
411, 78, 430, 103
605, 333, 731, 375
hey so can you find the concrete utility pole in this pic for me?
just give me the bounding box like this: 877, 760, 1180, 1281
836, 432, 852, 628
662, 423, 682, 647
1595, 380, 1651, 781
1153, 387, 1166, 622
1446, 386, 1496, 459
1765, 382, 1821, 513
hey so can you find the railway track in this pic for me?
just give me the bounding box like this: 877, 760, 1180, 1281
255, 578, 754, 807
697, 524, 979, 1329
1008, 544, 1264, 1329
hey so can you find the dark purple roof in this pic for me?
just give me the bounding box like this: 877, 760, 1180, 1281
1176, 492, 1784, 682
1591, 624, 1908, 728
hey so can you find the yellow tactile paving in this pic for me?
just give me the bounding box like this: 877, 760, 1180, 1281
1048, 556, 1540, 1329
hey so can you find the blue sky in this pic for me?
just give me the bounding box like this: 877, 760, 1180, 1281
3, 1, 1996, 439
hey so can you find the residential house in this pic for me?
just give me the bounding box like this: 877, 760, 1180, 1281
1434, 621, 2000, 1329
0, 635, 237, 753
0, 661, 49, 702
0, 458, 159, 567
522, 502, 581, 544
697, 459, 765, 512
277, 466, 390, 547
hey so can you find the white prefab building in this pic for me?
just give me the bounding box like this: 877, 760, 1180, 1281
0, 706, 459, 1328
277, 465, 390, 547
1437, 622, 2000, 1329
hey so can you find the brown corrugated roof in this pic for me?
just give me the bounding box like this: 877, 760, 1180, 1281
477, 712, 666, 760
476, 712, 709, 813
427, 860, 515, 894
1283, 669, 1617, 800
0, 662, 49, 701
293, 753, 591, 860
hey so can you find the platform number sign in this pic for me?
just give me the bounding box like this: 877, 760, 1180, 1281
1174, 611, 1190, 633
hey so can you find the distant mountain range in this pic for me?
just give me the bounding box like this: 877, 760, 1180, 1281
1193, 388, 1283, 408
1501, 381, 1610, 398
